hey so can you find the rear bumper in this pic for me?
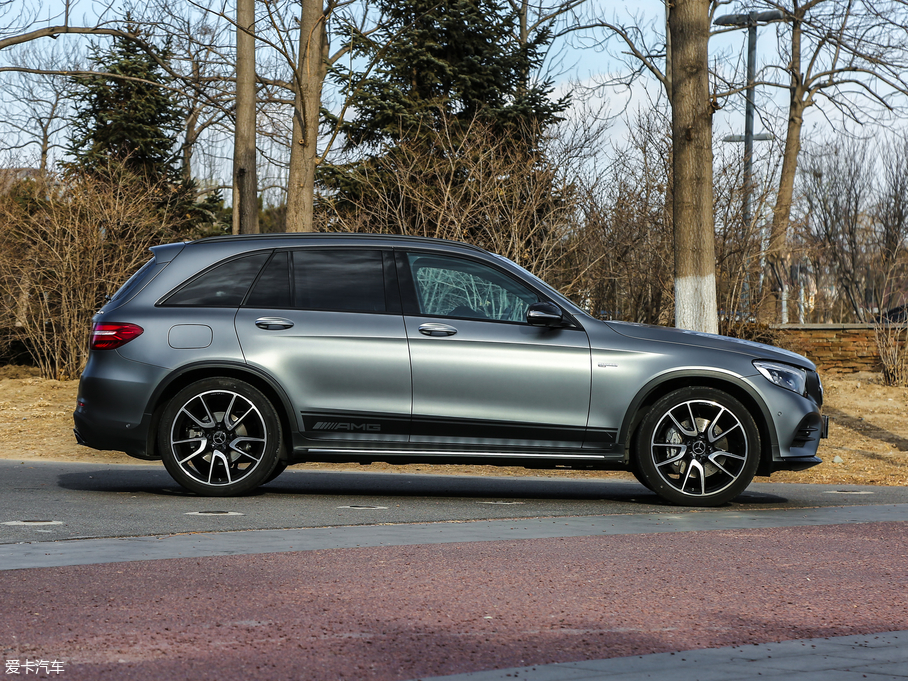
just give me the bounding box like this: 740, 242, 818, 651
72, 351, 167, 460
73, 408, 156, 459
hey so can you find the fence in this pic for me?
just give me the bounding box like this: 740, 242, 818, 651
773, 324, 883, 373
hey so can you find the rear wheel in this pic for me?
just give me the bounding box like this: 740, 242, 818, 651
265, 462, 288, 483
158, 378, 282, 496
633, 387, 760, 507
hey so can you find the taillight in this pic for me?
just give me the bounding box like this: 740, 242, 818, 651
90, 323, 144, 350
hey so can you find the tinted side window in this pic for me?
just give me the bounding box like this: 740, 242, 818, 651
164, 252, 270, 307
406, 253, 538, 322
293, 249, 385, 313
244, 251, 291, 308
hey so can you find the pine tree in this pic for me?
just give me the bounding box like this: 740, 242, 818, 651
67, 25, 182, 183
65, 23, 225, 236
333, 0, 562, 150
319, 0, 568, 227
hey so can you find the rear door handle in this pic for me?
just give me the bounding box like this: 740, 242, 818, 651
418, 323, 457, 337
255, 317, 294, 330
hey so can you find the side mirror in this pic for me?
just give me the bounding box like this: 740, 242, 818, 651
526, 301, 564, 328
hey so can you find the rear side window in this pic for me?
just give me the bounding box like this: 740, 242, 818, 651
293, 249, 385, 312
163, 252, 270, 307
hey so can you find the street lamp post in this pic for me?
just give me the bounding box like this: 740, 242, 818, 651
715, 10, 784, 317
714, 11, 784, 231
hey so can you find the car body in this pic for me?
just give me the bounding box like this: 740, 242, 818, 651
74, 233, 827, 506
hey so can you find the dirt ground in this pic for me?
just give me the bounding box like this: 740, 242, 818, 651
0, 364, 905, 487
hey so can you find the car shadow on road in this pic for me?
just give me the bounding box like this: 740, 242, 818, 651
58, 467, 788, 509
54, 466, 789, 509
264, 469, 789, 506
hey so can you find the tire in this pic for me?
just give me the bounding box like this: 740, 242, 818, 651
265, 462, 288, 483
633, 387, 761, 507
629, 454, 653, 492
158, 377, 282, 496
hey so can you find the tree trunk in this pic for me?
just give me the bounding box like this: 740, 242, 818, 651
286, 0, 328, 233
669, 0, 717, 333
232, 0, 259, 234
182, 62, 201, 185
761, 17, 807, 323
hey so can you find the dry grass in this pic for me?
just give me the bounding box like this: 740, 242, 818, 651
1, 365, 905, 487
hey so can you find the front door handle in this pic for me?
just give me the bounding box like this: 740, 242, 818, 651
418, 323, 457, 337
255, 317, 294, 330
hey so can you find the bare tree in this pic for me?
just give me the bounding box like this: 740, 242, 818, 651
569, 0, 722, 332
0, 0, 154, 61
0, 161, 183, 379
669, 0, 719, 333
233, 0, 259, 234
285, 0, 332, 233
569, 108, 675, 324
320, 115, 579, 280
799, 140, 874, 321
737, 0, 908, 321
0, 44, 74, 172
876, 135, 908, 278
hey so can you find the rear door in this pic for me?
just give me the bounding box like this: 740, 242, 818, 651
235, 248, 411, 443
397, 250, 592, 449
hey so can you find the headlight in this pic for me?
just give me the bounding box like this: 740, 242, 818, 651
753, 360, 807, 395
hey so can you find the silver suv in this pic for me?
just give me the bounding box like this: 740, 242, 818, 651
74, 233, 827, 506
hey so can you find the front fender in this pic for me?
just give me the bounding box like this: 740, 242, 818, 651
616, 368, 778, 467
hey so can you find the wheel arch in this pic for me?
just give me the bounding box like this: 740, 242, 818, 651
619, 370, 777, 475
144, 361, 297, 461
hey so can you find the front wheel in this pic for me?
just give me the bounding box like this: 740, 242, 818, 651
158, 378, 282, 496
633, 387, 761, 507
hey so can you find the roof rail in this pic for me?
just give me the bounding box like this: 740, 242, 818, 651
191, 231, 485, 252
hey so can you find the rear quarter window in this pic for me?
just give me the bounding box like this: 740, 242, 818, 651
162, 252, 271, 307
109, 258, 160, 304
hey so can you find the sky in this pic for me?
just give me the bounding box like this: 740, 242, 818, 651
1, 0, 902, 187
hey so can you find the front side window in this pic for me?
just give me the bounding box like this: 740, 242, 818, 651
163, 252, 271, 307
293, 249, 386, 313
406, 253, 539, 322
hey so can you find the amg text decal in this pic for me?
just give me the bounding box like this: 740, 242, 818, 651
312, 422, 381, 432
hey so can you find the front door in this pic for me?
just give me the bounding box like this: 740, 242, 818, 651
399, 251, 591, 449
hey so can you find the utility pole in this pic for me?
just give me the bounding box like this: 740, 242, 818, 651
233, 0, 259, 234
714, 10, 784, 318
714, 11, 783, 230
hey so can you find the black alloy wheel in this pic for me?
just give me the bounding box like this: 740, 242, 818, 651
634, 387, 761, 506
158, 378, 282, 496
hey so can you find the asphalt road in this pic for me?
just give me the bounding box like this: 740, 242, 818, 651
2, 458, 908, 544
3, 459, 908, 680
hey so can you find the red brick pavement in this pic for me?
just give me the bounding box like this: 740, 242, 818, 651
2, 522, 906, 680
